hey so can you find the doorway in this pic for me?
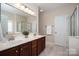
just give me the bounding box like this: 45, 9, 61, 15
54, 16, 69, 48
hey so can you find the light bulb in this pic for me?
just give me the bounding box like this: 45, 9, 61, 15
20, 6, 25, 10
24, 8, 29, 12
30, 12, 35, 15
25, 8, 35, 15
28, 9, 32, 14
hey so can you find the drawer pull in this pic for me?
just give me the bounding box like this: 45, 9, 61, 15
21, 48, 23, 51
16, 50, 18, 53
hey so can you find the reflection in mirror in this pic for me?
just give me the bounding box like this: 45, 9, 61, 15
1, 3, 37, 38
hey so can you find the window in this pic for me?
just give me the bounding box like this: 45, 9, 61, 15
8, 20, 13, 32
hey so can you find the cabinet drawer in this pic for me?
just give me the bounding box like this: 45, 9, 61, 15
20, 42, 31, 47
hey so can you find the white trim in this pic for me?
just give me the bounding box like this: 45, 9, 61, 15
77, 5, 78, 36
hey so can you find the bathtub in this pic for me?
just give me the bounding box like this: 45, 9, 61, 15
68, 36, 79, 55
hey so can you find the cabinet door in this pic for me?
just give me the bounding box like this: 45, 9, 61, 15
20, 42, 31, 56
37, 38, 42, 55
31, 40, 37, 56
0, 47, 19, 56
32, 47, 37, 56
41, 37, 45, 51
37, 37, 45, 55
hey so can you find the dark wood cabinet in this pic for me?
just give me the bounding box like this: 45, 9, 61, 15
31, 40, 37, 56
0, 36, 45, 56
20, 42, 31, 56
37, 37, 45, 55
41, 37, 45, 51
0, 46, 19, 56
37, 38, 42, 55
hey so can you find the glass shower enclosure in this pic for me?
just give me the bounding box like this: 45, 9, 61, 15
69, 5, 79, 56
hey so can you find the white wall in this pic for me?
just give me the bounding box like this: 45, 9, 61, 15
39, 4, 76, 45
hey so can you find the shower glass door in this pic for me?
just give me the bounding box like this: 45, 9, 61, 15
70, 8, 77, 36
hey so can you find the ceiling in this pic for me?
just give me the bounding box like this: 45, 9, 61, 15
1, 3, 77, 15
29, 3, 77, 12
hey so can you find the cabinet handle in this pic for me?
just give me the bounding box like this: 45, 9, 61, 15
21, 48, 23, 51
16, 50, 18, 53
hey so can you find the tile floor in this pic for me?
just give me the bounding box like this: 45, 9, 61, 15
39, 43, 69, 56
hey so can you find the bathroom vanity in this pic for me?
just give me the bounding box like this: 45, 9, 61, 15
0, 35, 45, 56
0, 3, 44, 56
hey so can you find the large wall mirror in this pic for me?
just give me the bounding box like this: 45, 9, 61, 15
0, 3, 37, 37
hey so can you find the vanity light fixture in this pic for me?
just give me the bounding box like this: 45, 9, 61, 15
24, 8, 35, 15
14, 3, 35, 16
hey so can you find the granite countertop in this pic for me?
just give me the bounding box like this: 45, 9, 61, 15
0, 35, 45, 51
